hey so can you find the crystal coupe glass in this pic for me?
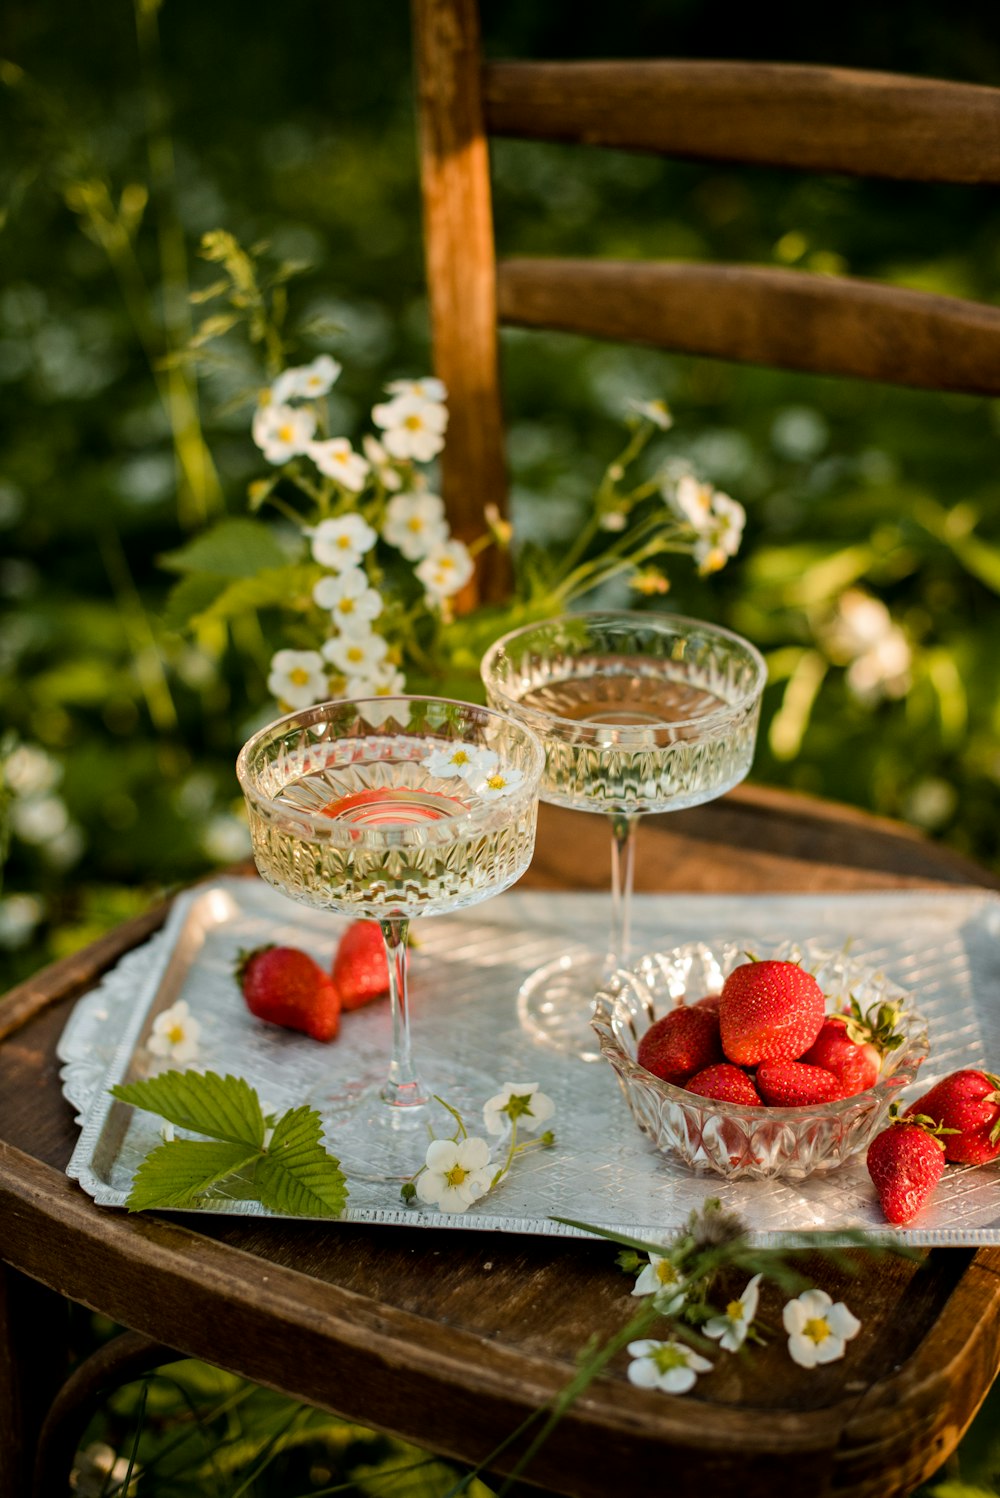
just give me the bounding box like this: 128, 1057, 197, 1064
237, 696, 544, 1178
481, 611, 766, 1059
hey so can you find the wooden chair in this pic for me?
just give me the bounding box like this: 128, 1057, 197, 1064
411, 0, 1000, 577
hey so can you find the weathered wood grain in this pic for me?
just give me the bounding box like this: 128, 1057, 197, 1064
411, 0, 510, 595
483, 60, 1000, 186
496, 257, 1000, 397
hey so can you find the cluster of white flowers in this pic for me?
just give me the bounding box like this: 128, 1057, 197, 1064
252, 360, 476, 713
628, 1258, 860, 1394
3, 742, 84, 872
413, 1082, 555, 1213
420, 741, 526, 801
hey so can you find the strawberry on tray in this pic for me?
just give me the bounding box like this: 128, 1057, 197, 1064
237, 921, 393, 1042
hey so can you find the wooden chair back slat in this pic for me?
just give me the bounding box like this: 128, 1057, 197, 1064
497, 258, 1000, 396
483, 61, 1000, 185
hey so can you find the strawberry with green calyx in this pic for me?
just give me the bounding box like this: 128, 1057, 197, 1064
237, 944, 341, 1042
756, 1059, 844, 1108
332, 920, 395, 1011
685, 1063, 762, 1106
800, 995, 905, 1097
637, 1005, 722, 1086
905, 1069, 1000, 1164
719, 958, 826, 1067
866, 1104, 954, 1225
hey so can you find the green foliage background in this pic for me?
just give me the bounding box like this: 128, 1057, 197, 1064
2, 1, 1000, 1490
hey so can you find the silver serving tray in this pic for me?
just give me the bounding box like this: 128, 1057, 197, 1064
62, 880, 1000, 1245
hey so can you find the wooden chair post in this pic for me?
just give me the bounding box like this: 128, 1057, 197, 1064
411, 0, 510, 600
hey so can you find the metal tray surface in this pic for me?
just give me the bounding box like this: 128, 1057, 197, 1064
62, 879, 1000, 1245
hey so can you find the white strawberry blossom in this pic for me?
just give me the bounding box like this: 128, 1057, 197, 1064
271, 354, 342, 404
267, 648, 329, 709
307, 438, 369, 492
421, 743, 498, 781
385, 376, 447, 402
252, 403, 316, 464
627, 397, 673, 430
147, 1000, 201, 1063
322, 632, 389, 676
471, 765, 526, 800
383, 491, 449, 561
630, 1254, 687, 1315
372, 392, 448, 462
483, 1082, 555, 1137
783, 1289, 861, 1368
415, 1136, 493, 1213
313, 569, 383, 631
669, 473, 746, 575
704, 1273, 762, 1352
309, 515, 378, 571
627, 1339, 712, 1395
822, 589, 912, 703
415, 539, 475, 601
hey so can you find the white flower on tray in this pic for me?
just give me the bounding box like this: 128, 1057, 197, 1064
414, 1136, 494, 1213
783, 1288, 861, 1367
147, 1000, 201, 1063
627, 1339, 712, 1395
483, 1082, 555, 1136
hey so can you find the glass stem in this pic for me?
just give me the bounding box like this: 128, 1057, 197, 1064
379, 916, 427, 1108
607, 812, 639, 976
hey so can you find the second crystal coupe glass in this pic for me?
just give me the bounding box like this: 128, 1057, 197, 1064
237, 695, 544, 1178
481, 611, 766, 1059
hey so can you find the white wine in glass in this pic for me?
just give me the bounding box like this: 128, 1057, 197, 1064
481, 611, 766, 1060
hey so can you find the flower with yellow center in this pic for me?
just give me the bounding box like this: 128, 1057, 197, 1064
307, 438, 369, 492
783, 1288, 861, 1367
372, 392, 448, 462
383, 491, 448, 561
312, 569, 383, 634
147, 1000, 201, 1063
415, 539, 475, 601
627, 1338, 712, 1394
414, 1136, 493, 1213
266, 649, 329, 710
251, 402, 316, 464
631, 1253, 687, 1314
704, 1273, 762, 1352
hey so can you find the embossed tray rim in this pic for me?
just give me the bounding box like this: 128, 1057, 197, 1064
62, 880, 1000, 1245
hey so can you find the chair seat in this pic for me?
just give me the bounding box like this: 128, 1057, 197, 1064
2, 788, 999, 1497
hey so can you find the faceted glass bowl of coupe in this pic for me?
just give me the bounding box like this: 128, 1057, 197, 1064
237, 695, 544, 1180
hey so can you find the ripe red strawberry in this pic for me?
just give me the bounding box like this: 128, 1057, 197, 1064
719, 959, 826, 1066
332, 921, 393, 1010
756, 1059, 845, 1107
237, 945, 341, 1042
637, 1005, 722, 1085
693, 993, 723, 1014
685, 1062, 762, 1106
905, 1069, 1000, 1164
867, 1110, 949, 1225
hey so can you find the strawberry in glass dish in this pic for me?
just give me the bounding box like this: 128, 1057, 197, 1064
756, 1059, 844, 1107
905, 1068, 1000, 1164
718, 958, 826, 1066
800, 996, 905, 1098
636, 1005, 722, 1086
685, 1062, 762, 1106
237, 944, 342, 1042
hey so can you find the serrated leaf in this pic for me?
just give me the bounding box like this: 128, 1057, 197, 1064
189, 563, 317, 627
254, 1105, 348, 1218
127, 1139, 262, 1211
111, 1070, 265, 1146
159, 517, 290, 578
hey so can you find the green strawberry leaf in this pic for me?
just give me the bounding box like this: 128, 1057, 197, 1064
159, 516, 290, 577
127, 1140, 263, 1211
111, 1070, 266, 1147
254, 1105, 348, 1218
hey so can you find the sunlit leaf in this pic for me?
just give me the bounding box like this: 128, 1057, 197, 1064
254, 1105, 348, 1218
127, 1139, 262, 1211
159, 518, 289, 578
112, 1070, 266, 1147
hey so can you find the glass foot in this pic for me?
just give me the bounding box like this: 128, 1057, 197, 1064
516, 951, 613, 1064
318, 1062, 496, 1183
